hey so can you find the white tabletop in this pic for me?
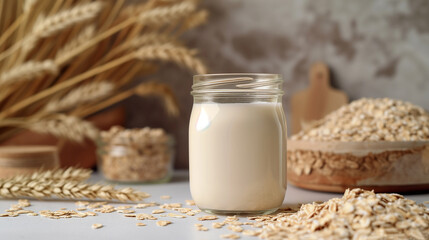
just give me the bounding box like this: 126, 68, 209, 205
1, 170, 428, 240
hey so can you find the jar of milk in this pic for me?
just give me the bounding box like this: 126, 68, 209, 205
189, 73, 287, 215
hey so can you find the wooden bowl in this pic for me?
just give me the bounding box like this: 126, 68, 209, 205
287, 140, 429, 193
0, 146, 59, 179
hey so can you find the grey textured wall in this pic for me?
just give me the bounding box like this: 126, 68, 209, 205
125, 0, 429, 168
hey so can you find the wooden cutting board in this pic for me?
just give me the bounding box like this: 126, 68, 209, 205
291, 62, 348, 134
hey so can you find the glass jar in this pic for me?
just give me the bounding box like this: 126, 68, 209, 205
97, 126, 174, 183
189, 73, 287, 215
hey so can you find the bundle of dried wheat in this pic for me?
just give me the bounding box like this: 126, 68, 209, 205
0, 167, 150, 202
0, 0, 208, 143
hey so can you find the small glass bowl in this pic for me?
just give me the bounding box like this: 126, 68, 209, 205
97, 132, 174, 184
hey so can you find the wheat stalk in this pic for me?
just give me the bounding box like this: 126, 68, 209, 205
11, 167, 92, 182
0, 60, 58, 86
105, 33, 173, 62
130, 33, 173, 49
23, 0, 37, 13
135, 43, 207, 74
27, 114, 99, 143
44, 81, 114, 113
0, 173, 150, 202
55, 25, 95, 62
181, 10, 208, 32
139, 1, 196, 26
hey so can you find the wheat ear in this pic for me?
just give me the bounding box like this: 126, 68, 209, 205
0, 175, 150, 202
27, 114, 99, 143
135, 43, 207, 74
23, 1, 104, 54
44, 81, 114, 113
135, 82, 180, 116
55, 25, 95, 62
12, 167, 92, 182
0, 60, 58, 86
139, 1, 196, 26
0, 1, 103, 63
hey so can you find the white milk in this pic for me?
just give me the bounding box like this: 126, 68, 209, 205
189, 102, 287, 212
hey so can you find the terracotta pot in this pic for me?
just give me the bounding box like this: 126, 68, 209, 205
0, 107, 125, 168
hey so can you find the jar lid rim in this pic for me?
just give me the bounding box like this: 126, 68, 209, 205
194, 73, 282, 78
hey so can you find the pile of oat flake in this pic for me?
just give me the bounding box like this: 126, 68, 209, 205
257, 188, 429, 240
292, 98, 429, 142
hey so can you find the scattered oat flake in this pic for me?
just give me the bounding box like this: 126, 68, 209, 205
86, 212, 97, 216
225, 216, 239, 222
75, 201, 89, 206
167, 213, 186, 218
194, 223, 203, 227
136, 213, 157, 220
92, 223, 103, 229
119, 210, 135, 214
156, 220, 172, 227
228, 225, 243, 232
242, 229, 260, 236
160, 195, 171, 199
76, 212, 87, 218
152, 209, 166, 214
212, 222, 225, 229
27, 213, 38, 216
124, 214, 136, 218
228, 221, 243, 226
135, 202, 158, 209
173, 207, 192, 213
197, 226, 209, 231
186, 209, 201, 216
18, 199, 31, 207
76, 208, 87, 211
94, 208, 115, 213
185, 200, 195, 206
136, 223, 146, 227
251, 222, 263, 228
116, 205, 132, 210
198, 215, 218, 221
220, 233, 240, 239
160, 203, 182, 209
88, 202, 107, 209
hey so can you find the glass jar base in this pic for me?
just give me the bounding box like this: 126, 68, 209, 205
200, 207, 278, 216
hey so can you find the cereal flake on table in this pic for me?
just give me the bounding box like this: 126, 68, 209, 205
198, 215, 218, 221
91, 223, 103, 229
156, 220, 172, 227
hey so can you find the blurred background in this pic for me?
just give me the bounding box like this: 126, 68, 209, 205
126, 0, 429, 168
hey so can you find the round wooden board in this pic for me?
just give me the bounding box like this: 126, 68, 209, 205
289, 179, 429, 193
